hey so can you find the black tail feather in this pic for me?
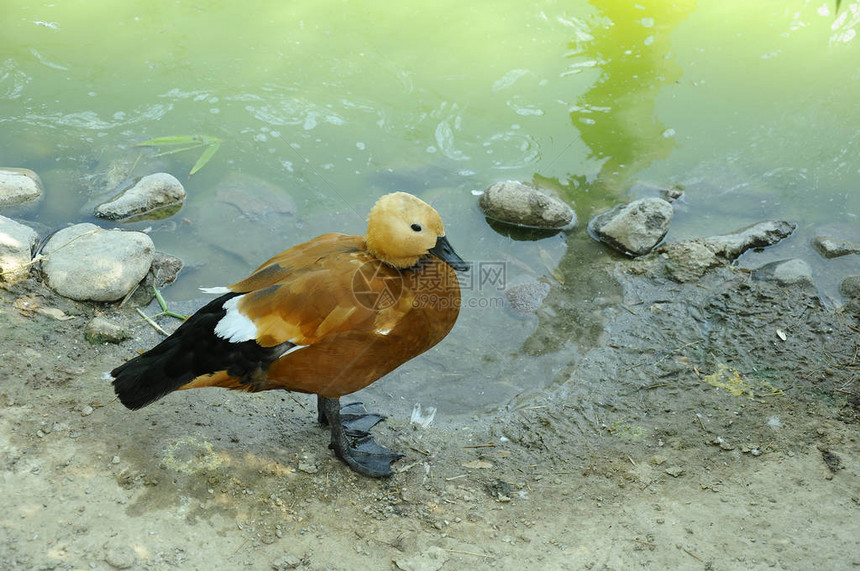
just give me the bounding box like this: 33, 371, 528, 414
110, 336, 197, 409
111, 293, 239, 409
111, 292, 291, 410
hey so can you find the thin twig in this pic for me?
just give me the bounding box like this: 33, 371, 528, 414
136, 308, 168, 336
118, 283, 139, 308
680, 546, 702, 561
441, 548, 494, 559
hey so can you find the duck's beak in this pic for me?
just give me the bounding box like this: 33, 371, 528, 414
429, 235, 469, 272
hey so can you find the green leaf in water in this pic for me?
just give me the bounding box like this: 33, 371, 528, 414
137, 134, 223, 176
190, 139, 221, 176
138, 135, 205, 147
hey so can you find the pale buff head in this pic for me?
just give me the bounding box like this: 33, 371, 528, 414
365, 192, 447, 268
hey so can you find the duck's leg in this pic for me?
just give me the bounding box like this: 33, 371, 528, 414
318, 396, 404, 478
317, 395, 386, 436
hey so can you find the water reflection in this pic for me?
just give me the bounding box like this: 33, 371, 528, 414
520, 2, 697, 360
572, 0, 696, 200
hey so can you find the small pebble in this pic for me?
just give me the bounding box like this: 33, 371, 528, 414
297, 461, 318, 474
104, 546, 135, 569
80, 405, 94, 417
665, 466, 684, 478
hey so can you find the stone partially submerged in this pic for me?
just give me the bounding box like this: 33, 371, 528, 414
660, 220, 797, 282
0, 168, 43, 209
752, 259, 814, 286
94, 172, 185, 221
702, 220, 797, 259
40, 223, 154, 302
813, 235, 860, 259
589, 197, 674, 257
479, 181, 575, 229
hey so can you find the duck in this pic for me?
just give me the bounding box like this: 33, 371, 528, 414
109, 192, 468, 477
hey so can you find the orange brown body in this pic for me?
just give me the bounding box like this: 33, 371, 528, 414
180, 233, 460, 397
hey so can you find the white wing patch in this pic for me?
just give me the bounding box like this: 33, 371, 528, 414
200, 286, 231, 294
214, 295, 258, 343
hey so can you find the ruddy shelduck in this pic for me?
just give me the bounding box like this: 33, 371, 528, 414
110, 192, 467, 477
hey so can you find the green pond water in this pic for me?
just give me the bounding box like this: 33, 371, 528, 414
2, 1, 859, 416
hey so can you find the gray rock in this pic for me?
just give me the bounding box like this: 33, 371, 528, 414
841, 275, 860, 299
479, 181, 575, 229
0, 215, 38, 286
84, 316, 130, 344
150, 251, 183, 287
94, 172, 185, 221
752, 259, 813, 286
813, 235, 860, 259
701, 220, 796, 260
41, 223, 154, 302
661, 241, 722, 283
0, 168, 43, 208
505, 281, 551, 315
657, 219, 797, 282
589, 197, 673, 257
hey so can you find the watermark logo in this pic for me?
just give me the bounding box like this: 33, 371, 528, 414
351, 261, 508, 310
351, 261, 404, 310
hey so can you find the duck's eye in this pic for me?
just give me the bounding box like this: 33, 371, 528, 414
411, 223, 422, 232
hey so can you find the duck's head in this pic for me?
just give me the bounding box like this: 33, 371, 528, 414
366, 192, 469, 271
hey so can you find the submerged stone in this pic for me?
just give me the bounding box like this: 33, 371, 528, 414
752, 258, 813, 287
505, 281, 551, 315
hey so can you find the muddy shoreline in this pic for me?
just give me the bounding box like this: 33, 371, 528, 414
1, 258, 858, 570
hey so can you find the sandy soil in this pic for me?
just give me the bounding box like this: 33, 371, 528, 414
1, 259, 858, 570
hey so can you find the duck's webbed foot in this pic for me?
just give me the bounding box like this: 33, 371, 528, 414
318, 396, 403, 478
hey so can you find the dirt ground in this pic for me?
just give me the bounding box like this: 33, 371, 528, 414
1, 256, 858, 570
